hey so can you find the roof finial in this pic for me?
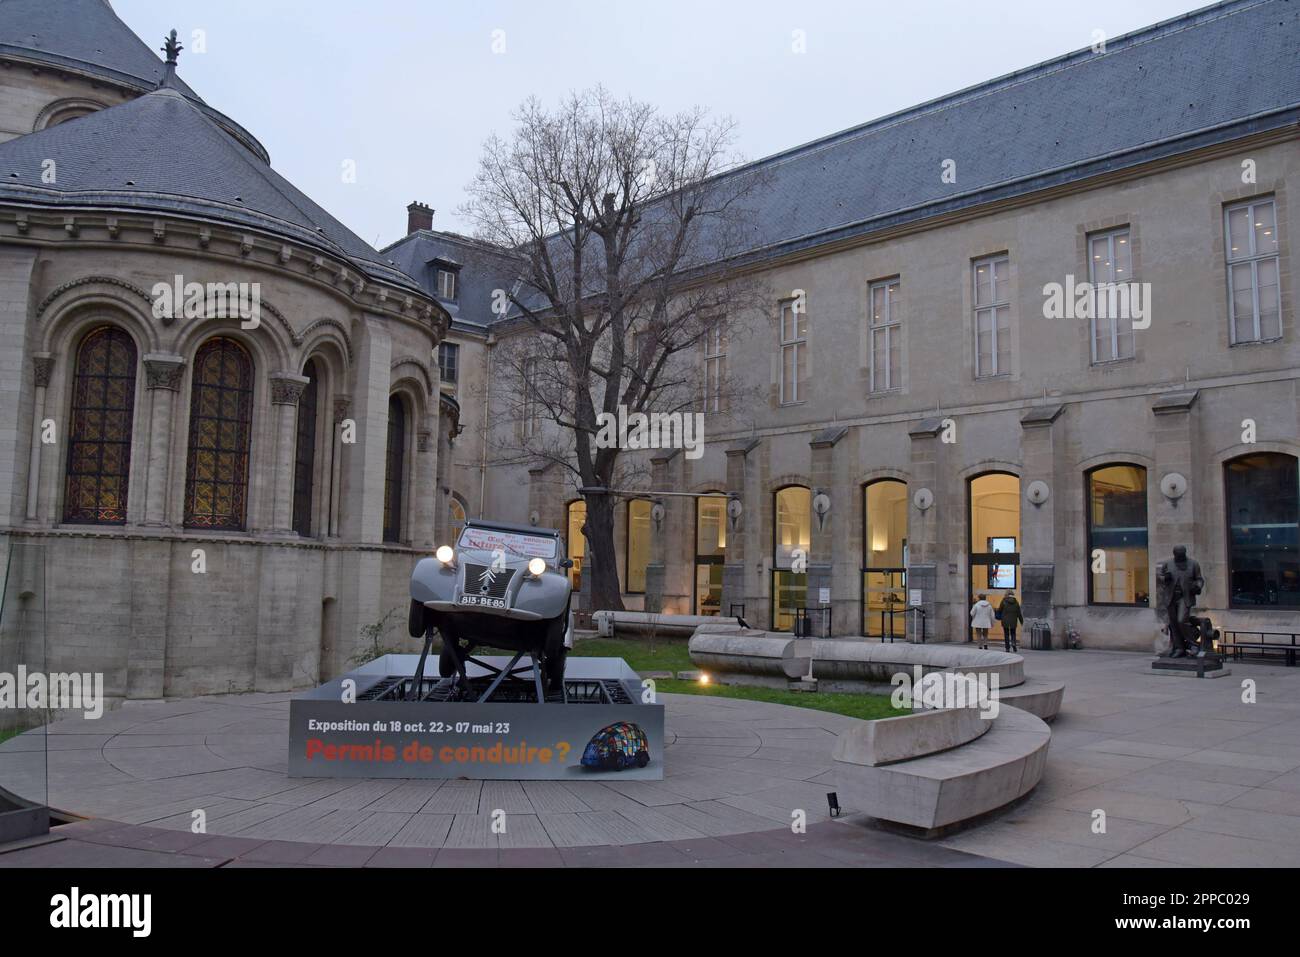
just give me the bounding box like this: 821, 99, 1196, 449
157, 29, 184, 90
162, 29, 183, 66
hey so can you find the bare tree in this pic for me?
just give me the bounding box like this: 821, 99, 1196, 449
464, 88, 765, 612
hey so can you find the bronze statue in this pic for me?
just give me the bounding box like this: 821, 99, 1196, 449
1155, 545, 1217, 658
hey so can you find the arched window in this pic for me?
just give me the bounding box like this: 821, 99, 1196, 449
383, 394, 407, 543
184, 338, 253, 530
863, 480, 908, 638
772, 485, 811, 631
566, 499, 587, 591
694, 494, 727, 615
1086, 465, 1149, 605
291, 359, 320, 537
63, 325, 137, 524
1226, 453, 1299, 608
447, 495, 467, 544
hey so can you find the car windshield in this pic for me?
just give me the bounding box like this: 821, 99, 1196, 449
457, 526, 557, 560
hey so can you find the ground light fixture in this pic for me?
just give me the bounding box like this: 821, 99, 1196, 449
698, 672, 710, 685
435, 545, 454, 565
827, 792, 841, 817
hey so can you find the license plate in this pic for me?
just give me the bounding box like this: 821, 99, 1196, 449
459, 595, 506, 609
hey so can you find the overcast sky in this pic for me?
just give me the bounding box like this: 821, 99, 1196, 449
113, 0, 1209, 250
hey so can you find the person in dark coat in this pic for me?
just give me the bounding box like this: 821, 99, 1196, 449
997, 594, 1024, 651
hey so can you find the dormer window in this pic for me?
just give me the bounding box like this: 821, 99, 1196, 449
437, 268, 457, 301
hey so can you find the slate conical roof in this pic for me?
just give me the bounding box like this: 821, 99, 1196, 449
0, 0, 269, 162
0, 87, 423, 292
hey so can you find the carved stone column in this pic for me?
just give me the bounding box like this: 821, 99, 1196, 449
269, 372, 310, 533
25, 353, 53, 522
141, 354, 185, 525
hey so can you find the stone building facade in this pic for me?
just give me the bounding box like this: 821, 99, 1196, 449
0, 1, 449, 699
389, 0, 1300, 653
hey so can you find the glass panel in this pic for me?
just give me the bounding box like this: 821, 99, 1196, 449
1257, 258, 1280, 340
773, 486, 811, 568
184, 338, 252, 530
1089, 235, 1112, 283
1253, 201, 1278, 256
291, 360, 319, 537
1113, 231, 1131, 279
383, 394, 406, 542
772, 570, 807, 632
1088, 465, 1149, 605
1226, 454, 1300, 608
566, 500, 586, 591
1227, 206, 1250, 258
447, 498, 466, 544
976, 310, 993, 376
0, 539, 50, 840
696, 495, 726, 558
863, 479, 908, 639
996, 305, 1011, 375
863, 571, 907, 639
969, 473, 1021, 613
626, 499, 652, 593
695, 563, 723, 616
63, 326, 137, 524
974, 263, 992, 306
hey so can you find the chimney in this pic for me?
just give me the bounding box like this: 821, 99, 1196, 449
406, 201, 434, 235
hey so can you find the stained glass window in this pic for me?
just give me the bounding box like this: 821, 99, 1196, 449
292, 360, 319, 537
383, 394, 406, 543
184, 338, 253, 530
63, 325, 137, 524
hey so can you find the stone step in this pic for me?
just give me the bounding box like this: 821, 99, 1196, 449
995, 677, 1064, 722
833, 704, 1050, 835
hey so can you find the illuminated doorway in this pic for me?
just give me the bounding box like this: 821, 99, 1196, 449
565, 499, 586, 591
968, 472, 1020, 638
771, 485, 811, 631
694, 494, 726, 615
862, 480, 907, 639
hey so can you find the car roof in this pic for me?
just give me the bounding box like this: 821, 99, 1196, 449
465, 518, 561, 537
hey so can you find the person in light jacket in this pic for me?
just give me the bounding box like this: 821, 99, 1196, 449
970, 594, 995, 648
997, 593, 1024, 652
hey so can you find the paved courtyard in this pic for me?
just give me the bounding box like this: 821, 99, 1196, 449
3, 646, 1300, 867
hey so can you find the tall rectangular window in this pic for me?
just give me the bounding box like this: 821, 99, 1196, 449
1088, 228, 1134, 363
1225, 198, 1281, 344
625, 499, 652, 594
779, 300, 807, 404
703, 321, 727, 412
973, 255, 1010, 378
521, 356, 540, 436
438, 342, 459, 386
868, 278, 901, 392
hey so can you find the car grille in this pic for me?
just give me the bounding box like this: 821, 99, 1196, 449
463, 563, 515, 600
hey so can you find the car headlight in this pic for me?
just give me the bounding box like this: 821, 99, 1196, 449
527, 557, 547, 577
435, 545, 455, 565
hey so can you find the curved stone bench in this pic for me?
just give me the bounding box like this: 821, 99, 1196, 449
595, 611, 742, 639
833, 704, 1050, 835
811, 639, 1024, 689
833, 704, 992, 767
687, 630, 810, 681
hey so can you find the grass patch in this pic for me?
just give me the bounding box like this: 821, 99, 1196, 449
566, 635, 903, 721
0, 727, 23, 746
655, 678, 904, 720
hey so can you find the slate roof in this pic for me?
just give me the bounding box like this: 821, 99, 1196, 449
383, 230, 527, 330
0, 88, 423, 293
385, 0, 1300, 323
718, 0, 1299, 264
0, 0, 269, 163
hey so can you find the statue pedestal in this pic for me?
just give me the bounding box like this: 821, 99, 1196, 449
1150, 655, 1230, 679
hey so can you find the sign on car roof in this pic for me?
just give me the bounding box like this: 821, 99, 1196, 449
458, 526, 557, 559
